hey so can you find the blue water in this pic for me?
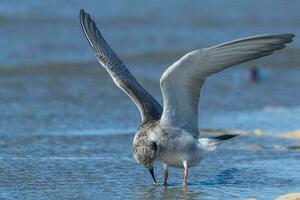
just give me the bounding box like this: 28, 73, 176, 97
0, 0, 300, 199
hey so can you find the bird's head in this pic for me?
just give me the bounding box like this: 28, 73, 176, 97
133, 135, 158, 184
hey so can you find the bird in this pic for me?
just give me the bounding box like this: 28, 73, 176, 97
79, 9, 294, 186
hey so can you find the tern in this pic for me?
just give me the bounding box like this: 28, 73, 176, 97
79, 9, 294, 186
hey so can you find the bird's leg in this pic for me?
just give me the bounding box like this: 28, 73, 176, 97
182, 161, 188, 187
163, 164, 168, 186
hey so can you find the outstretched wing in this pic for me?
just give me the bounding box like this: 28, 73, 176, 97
159, 34, 294, 135
80, 9, 162, 122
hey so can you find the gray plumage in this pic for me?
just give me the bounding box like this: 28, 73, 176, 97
80, 9, 162, 123
160, 34, 294, 135
79, 9, 294, 185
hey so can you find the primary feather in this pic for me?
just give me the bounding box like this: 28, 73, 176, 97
159, 34, 294, 135
79, 9, 162, 122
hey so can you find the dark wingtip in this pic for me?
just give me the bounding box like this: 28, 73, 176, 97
79, 9, 90, 24
79, 9, 99, 49
79, 9, 85, 18
213, 134, 240, 141
279, 33, 295, 44
79, 9, 86, 25
285, 33, 295, 38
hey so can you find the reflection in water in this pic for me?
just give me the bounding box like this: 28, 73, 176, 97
137, 185, 203, 200
200, 168, 239, 186
136, 168, 240, 199
136, 186, 157, 199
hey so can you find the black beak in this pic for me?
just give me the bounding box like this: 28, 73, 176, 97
149, 168, 157, 184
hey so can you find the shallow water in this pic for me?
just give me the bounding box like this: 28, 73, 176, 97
0, 0, 300, 199
0, 133, 299, 199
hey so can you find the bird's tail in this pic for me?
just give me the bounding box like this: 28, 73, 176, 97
198, 134, 239, 151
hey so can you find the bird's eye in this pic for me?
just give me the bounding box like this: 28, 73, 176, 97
151, 142, 157, 151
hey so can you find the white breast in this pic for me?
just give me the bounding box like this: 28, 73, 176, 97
151, 126, 205, 168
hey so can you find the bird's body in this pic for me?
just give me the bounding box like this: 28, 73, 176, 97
134, 122, 208, 169
79, 9, 294, 186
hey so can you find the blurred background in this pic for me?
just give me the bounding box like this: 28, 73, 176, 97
0, 0, 299, 199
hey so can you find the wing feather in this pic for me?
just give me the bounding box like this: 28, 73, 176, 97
80, 9, 162, 122
159, 34, 294, 135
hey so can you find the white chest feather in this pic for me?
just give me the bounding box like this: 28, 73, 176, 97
149, 126, 208, 168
